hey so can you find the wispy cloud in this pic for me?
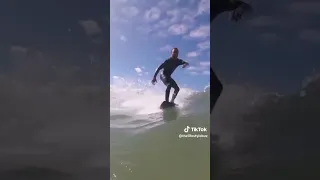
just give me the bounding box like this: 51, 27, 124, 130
111, 0, 210, 84
197, 0, 210, 15
159, 44, 173, 52
186, 61, 210, 75
199, 61, 210, 67
189, 24, 210, 38
135, 67, 143, 73
120, 35, 127, 42
168, 24, 188, 35
197, 40, 210, 51
112, 0, 210, 40
189, 71, 199, 75
145, 7, 161, 22
186, 51, 200, 58
121, 6, 139, 17
202, 70, 210, 75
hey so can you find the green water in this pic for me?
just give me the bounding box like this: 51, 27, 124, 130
110, 111, 210, 180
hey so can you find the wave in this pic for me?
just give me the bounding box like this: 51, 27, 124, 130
110, 77, 210, 129
211, 74, 320, 179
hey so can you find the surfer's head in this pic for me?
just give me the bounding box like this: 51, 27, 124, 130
171, 48, 179, 59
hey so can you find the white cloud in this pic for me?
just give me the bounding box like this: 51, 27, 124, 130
199, 61, 210, 67
113, 76, 120, 79
197, 41, 210, 51
121, 6, 139, 17
160, 44, 173, 52
190, 71, 199, 75
189, 24, 210, 38
186, 51, 200, 58
168, 24, 188, 35
136, 26, 153, 34
158, 0, 171, 9
187, 61, 210, 72
202, 70, 210, 75
155, 30, 169, 37
120, 35, 127, 42
197, 0, 210, 15
167, 8, 197, 24
153, 19, 171, 29
167, 9, 181, 24
135, 67, 143, 73
79, 20, 102, 36
187, 66, 203, 71
145, 7, 161, 22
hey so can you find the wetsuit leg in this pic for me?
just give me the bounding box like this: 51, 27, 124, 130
160, 74, 171, 102
165, 84, 172, 102
210, 68, 223, 113
168, 77, 180, 103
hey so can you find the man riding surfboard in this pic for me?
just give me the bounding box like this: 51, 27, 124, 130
152, 48, 189, 105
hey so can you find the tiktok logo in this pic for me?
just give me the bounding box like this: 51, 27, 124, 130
184, 126, 190, 133
183, 126, 208, 133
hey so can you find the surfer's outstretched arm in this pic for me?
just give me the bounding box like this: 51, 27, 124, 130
152, 63, 164, 85
153, 63, 164, 78
179, 59, 189, 68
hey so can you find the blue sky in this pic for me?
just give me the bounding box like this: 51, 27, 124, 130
110, 0, 210, 90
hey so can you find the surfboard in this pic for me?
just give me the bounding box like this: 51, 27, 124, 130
160, 101, 178, 109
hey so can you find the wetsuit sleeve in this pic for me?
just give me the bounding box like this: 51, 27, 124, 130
179, 59, 188, 65
153, 63, 164, 78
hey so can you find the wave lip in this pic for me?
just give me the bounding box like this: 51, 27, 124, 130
110, 77, 210, 129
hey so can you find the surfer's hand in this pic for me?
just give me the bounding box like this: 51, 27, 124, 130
151, 78, 157, 85
182, 63, 189, 68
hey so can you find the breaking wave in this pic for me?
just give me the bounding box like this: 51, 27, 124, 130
211, 74, 320, 179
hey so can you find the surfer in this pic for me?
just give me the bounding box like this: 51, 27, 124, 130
210, 0, 252, 112
151, 48, 189, 104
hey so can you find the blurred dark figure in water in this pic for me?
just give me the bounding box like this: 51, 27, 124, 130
210, 0, 252, 112
210, 0, 252, 179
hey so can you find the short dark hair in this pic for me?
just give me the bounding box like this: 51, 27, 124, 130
172, 48, 179, 51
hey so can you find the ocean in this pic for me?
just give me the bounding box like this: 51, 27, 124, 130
110, 77, 211, 180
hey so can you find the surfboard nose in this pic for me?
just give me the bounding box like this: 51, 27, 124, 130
160, 101, 176, 109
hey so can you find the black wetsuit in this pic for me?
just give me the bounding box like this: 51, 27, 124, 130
154, 58, 187, 102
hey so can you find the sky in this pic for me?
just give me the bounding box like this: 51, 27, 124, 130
110, 0, 210, 91
212, 0, 320, 93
